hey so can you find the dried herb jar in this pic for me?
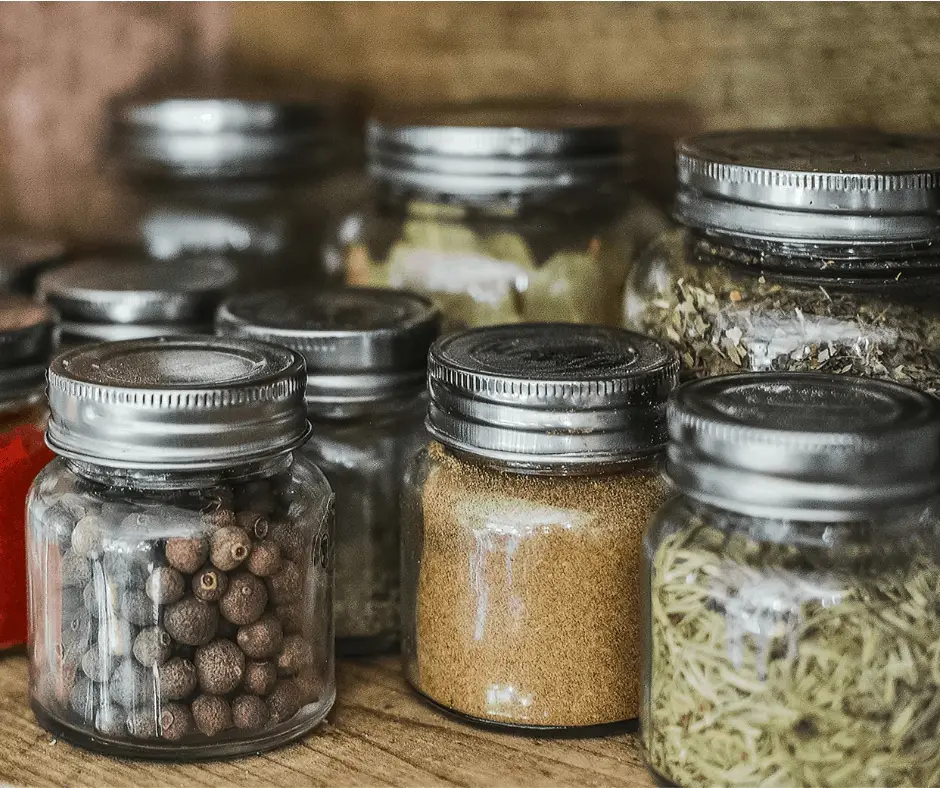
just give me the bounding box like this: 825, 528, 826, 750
644, 373, 940, 788
345, 105, 668, 330
623, 130, 940, 392
402, 324, 678, 730
217, 288, 440, 656
27, 336, 335, 759
37, 256, 237, 349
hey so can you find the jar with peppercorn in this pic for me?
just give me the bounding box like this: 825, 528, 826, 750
27, 335, 335, 758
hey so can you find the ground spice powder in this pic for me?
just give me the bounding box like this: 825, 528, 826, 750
412, 442, 664, 728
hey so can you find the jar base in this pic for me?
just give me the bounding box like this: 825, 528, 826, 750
336, 632, 399, 658
409, 683, 638, 739
31, 690, 336, 761
647, 764, 681, 787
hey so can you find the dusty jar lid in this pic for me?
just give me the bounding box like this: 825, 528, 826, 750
46, 335, 310, 470
427, 323, 679, 469
675, 129, 940, 246
667, 372, 940, 520
0, 296, 55, 405
38, 257, 237, 324
367, 103, 636, 197
0, 235, 67, 293
216, 288, 440, 408
111, 94, 336, 178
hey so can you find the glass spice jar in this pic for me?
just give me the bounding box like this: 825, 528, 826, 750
644, 372, 940, 788
37, 256, 237, 349
27, 335, 335, 759
401, 323, 678, 730
0, 296, 56, 650
622, 130, 940, 392
217, 288, 440, 656
110, 93, 345, 291
0, 235, 67, 295
344, 104, 669, 331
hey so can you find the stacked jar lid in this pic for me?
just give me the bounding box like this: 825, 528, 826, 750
0, 236, 67, 296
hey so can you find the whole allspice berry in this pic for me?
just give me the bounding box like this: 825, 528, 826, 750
109, 658, 155, 709
237, 615, 284, 660
158, 657, 198, 700
295, 671, 322, 705
160, 702, 196, 741
269, 521, 304, 562
61, 550, 92, 588
95, 702, 127, 736
82, 582, 102, 618
192, 565, 229, 603
133, 626, 173, 667
236, 510, 270, 540
145, 566, 185, 605
276, 635, 314, 677
165, 597, 219, 646
266, 560, 302, 605
245, 541, 281, 577
192, 694, 232, 737
126, 708, 159, 739
232, 694, 270, 731
120, 590, 159, 627
195, 639, 245, 695
165, 536, 210, 574
69, 676, 97, 721
70, 515, 104, 557
81, 647, 109, 682
276, 604, 304, 635
243, 661, 277, 696
201, 504, 236, 535
267, 680, 302, 724
210, 526, 252, 571
42, 502, 77, 545
220, 572, 268, 626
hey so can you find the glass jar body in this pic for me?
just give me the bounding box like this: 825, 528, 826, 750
642, 495, 940, 788
345, 186, 668, 331
401, 441, 665, 730
299, 396, 426, 656
26, 453, 335, 760
622, 229, 940, 392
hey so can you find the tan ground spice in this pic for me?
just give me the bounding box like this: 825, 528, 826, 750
413, 441, 664, 728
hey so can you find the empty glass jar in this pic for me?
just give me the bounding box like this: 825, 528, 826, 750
217, 288, 440, 655
402, 324, 678, 730
344, 105, 668, 330
644, 373, 940, 788
623, 130, 940, 393
27, 336, 335, 759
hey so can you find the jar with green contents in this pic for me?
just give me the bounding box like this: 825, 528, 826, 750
644, 372, 940, 788
345, 105, 668, 330
622, 130, 940, 392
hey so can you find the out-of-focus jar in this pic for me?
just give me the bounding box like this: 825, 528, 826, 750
217, 288, 440, 656
644, 373, 940, 788
37, 256, 237, 348
0, 296, 56, 649
401, 324, 678, 730
0, 236, 67, 295
27, 335, 334, 759
344, 105, 669, 330
623, 130, 940, 392
110, 93, 347, 290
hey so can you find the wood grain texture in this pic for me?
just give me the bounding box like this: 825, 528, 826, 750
0, 654, 651, 787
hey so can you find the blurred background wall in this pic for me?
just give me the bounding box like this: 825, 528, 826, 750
3, 1, 940, 243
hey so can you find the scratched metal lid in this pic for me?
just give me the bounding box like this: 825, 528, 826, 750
675, 129, 940, 245
46, 335, 310, 470
426, 323, 678, 468
0, 295, 55, 405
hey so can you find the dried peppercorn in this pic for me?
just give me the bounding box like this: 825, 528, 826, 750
220, 572, 268, 626
267, 680, 302, 724
165, 597, 218, 646
157, 657, 198, 701
232, 695, 269, 731
160, 702, 195, 741
266, 561, 302, 605
145, 566, 185, 605
242, 661, 277, 696
192, 694, 232, 737
245, 541, 281, 577
195, 639, 245, 695
210, 526, 252, 572
165, 537, 209, 574
133, 627, 173, 667
237, 616, 283, 660
192, 565, 229, 603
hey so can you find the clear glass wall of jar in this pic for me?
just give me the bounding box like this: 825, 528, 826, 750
344, 105, 669, 331
622, 130, 940, 393
217, 288, 440, 656
27, 336, 335, 759
401, 324, 678, 730
644, 373, 940, 788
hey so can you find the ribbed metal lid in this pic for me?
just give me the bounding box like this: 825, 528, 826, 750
675, 129, 940, 245
667, 372, 940, 520
0, 236, 67, 292
367, 104, 636, 197
111, 92, 335, 178
217, 288, 440, 407
427, 323, 678, 468
0, 296, 55, 405
46, 336, 310, 470
38, 257, 237, 324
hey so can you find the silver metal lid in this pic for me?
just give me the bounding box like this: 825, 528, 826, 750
427, 324, 679, 468
216, 288, 440, 407
0, 296, 55, 405
675, 129, 940, 245
111, 94, 335, 178
46, 336, 310, 470
667, 373, 940, 521
58, 321, 211, 344
0, 235, 67, 292
367, 104, 636, 197
38, 257, 237, 324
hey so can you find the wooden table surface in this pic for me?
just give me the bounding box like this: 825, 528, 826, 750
0, 653, 652, 787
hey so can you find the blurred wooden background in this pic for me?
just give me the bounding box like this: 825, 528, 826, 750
3, 2, 940, 243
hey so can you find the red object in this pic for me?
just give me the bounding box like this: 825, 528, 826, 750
0, 424, 53, 650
